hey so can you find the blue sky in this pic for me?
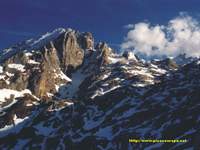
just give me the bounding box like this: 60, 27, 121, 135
0, 0, 200, 50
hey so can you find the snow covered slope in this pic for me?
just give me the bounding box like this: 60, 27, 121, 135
0, 28, 67, 63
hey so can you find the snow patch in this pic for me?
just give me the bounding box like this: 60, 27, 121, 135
150, 67, 167, 74
27, 59, 40, 65
0, 89, 31, 103
59, 70, 86, 98
101, 72, 111, 80
8, 63, 25, 72
0, 89, 32, 112
6, 72, 14, 77
132, 83, 149, 87
127, 68, 154, 78
56, 71, 72, 82
30, 28, 66, 48
24, 52, 33, 57
91, 85, 121, 99
127, 51, 138, 61
0, 75, 6, 80
0, 66, 3, 73
108, 56, 124, 64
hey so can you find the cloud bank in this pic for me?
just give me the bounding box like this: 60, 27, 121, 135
121, 14, 200, 58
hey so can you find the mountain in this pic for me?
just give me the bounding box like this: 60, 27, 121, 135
173, 53, 198, 66
0, 28, 200, 149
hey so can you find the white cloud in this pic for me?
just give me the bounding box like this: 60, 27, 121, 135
121, 14, 200, 58
124, 24, 135, 29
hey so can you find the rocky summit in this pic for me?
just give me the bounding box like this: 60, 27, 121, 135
0, 28, 200, 150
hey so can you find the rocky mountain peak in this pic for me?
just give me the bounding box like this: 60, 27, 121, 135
122, 50, 138, 62
0, 28, 200, 149
62, 31, 84, 71
96, 42, 113, 65
79, 32, 94, 50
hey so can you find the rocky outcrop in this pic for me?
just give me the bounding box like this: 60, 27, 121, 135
31, 61, 55, 98
43, 42, 61, 69
0, 93, 39, 128
31, 43, 70, 98
0, 30, 91, 98
62, 31, 84, 71
153, 58, 179, 70
0, 41, 71, 98
95, 42, 112, 66
122, 51, 138, 62
78, 32, 94, 50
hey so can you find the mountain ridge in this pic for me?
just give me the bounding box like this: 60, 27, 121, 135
0, 27, 200, 149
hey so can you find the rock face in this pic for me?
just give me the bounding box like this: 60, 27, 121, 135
78, 32, 94, 50
122, 50, 138, 62
32, 43, 63, 98
153, 58, 179, 70
0, 28, 200, 150
62, 31, 84, 71
95, 42, 112, 66
0, 30, 93, 98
